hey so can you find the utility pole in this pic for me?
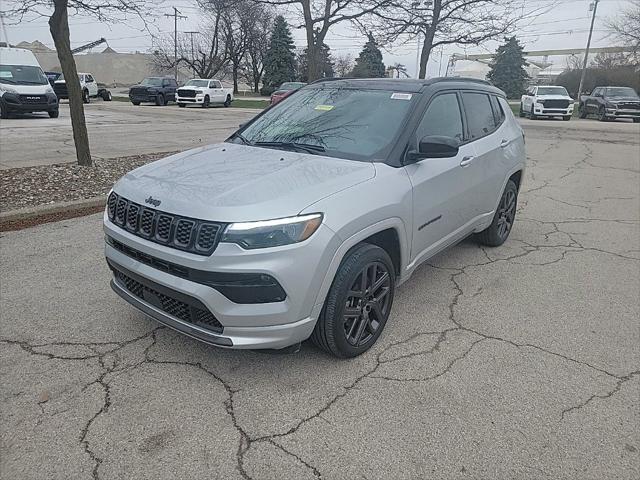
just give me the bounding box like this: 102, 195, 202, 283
184, 31, 199, 76
577, 0, 599, 101
164, 7, 186, 80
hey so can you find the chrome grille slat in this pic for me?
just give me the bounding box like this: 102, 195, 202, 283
106, 192, 225, 256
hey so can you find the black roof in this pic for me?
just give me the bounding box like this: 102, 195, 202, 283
308, 77, 503, 95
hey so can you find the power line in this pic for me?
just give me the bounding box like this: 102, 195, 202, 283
164, 7, 187, 79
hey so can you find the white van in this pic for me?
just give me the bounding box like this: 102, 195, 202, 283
0, 47, 59, 119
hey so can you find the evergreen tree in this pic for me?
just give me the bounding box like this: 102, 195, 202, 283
351, 34, 386, 78
261, 16, 297, 95
297, 43, 335, 82
487, 37, 530, 98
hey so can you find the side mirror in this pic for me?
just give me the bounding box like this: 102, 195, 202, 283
406, 135, 460, 163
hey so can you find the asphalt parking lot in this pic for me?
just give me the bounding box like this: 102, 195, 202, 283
1, 117, 639, 479
0, 102, 261, 169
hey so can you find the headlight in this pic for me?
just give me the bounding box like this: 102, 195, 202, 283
221, 213, 323, 249
45, 86, 54, 94
0, 85, 18, 94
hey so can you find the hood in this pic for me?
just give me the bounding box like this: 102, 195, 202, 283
112, 143, 376, 222
179, 86, 205, 91
607, 96, 640, 103
1, 83, 52, 94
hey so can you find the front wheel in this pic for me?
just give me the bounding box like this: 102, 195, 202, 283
633, 118, 639, 123
311, 244, 395, 358
224, 95, 231, 107
529, 105, 537, 120
178, 103, 186, 108
48, 110, 59, 118
578, 104, 588, 118
0, 102, 9, 119
132, 101, 140, 106
202, 95, 210, 108
475, 179, 518, 247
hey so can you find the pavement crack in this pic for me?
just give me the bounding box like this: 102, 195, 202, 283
268, 439, 322, 478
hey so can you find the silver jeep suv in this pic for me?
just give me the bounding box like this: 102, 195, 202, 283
104, 78, 525, 358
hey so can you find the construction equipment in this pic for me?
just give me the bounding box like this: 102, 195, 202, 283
70, 38, 106, 55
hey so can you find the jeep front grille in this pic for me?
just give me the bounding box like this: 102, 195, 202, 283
107, 192, 225, 256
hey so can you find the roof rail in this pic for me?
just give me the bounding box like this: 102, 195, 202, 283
309, 77, 354, 84
432, 76, 492, 85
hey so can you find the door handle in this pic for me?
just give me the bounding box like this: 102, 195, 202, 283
460, 156, 474, 167
500, 139, 510, 148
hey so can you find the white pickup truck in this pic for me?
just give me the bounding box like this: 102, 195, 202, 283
53, 72, 112, 103
519, 85, 574, 121
176, 79, 233, 108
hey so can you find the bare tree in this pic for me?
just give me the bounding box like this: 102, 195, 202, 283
387, 62, 408, 78
254, 0, 390, 81
333, 53, 354, 77
362, 0, 548, 79
606, 0, 640, 62
221, 0, 257, 93
2, 0, 152, 166
242, 10, 274, 92
152, 2, 228, 79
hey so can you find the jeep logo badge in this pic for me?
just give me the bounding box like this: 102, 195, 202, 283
145, 196, 161, 207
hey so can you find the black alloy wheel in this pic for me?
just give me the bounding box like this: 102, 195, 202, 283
311, 243, 395, 358
343, 261, 392, 347
475, 179, 519, 247
203, 95, 210, 108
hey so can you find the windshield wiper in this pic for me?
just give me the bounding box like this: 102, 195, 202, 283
230, 132, 252, 145
254, 141, 326, 155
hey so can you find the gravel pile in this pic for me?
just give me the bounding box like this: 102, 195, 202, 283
0, 152, 177, 212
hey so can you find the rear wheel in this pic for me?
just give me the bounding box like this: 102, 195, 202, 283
475, 180, 518, 247
202, 95, 210, 108
132, 101, 140, 106
1, 102, 10, 119
633, 118, 639, 123
48, 110, 59, 118
155, 94, 165, 106
578, 104, 588, 118
311, 243, 395, 358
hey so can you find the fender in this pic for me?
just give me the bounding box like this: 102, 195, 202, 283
312, 217, 410, 312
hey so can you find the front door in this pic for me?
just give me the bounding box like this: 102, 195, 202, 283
405, 91, 477, 264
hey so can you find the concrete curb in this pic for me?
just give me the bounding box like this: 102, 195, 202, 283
0, 195, 107, 223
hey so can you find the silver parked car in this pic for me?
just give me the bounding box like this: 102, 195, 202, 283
104, 78, 525, 358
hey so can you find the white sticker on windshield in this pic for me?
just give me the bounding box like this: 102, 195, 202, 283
391, 92, 412, 100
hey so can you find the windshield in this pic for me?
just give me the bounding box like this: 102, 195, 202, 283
236, 87, 416, 161
537, 86, 568, 96
0, 64, 48, 85
605, 87, 638, 98
185, 79, 209, 87
279, 82, 306, 91
140, 77, 163, 87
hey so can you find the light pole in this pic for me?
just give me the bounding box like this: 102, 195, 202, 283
577, 0, 599, 100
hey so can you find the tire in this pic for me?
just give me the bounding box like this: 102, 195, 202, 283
224, 95, 231, 107
311, 243, 395, 358
48, 110, 59, 118
132, 101, 140, 106
202, 95, 210, 108
0, 101, 9, 119
529, 104, 537, 120
578, 104, 588, 119
155, 94, 165, 106
562, 115, 571, 121
475, 179, 518, 247
518, 103, 525, 118
597, 106, 608, 122
102, 91, 112, 101
178, 103, 186, 108
82, 89, 90, 104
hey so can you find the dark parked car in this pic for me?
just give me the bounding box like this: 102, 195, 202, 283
44, 71, 61, 87
579, 86, 640, 122
270, 82, 306, 105
129, 77, 178, 106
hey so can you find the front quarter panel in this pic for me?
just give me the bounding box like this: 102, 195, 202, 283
300, 162, 413, 310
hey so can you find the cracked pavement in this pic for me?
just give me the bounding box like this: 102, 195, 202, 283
1, 119, 639, 479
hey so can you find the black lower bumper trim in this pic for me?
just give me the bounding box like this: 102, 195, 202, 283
110, 279, 233, 346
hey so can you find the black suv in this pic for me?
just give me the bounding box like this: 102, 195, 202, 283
129, 77, 178, 106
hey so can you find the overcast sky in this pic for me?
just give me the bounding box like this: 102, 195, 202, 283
2, 0, 632, 78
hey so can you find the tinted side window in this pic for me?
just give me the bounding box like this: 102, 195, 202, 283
462, 92, 496, 140
213, 81, 221, 88
86, 75, 94, 82
490, 95, 505, 126
415, 93, 464, 143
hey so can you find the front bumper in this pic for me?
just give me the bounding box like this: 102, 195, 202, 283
104, 212, 340, 349
533, 104, 573, 116
176, 95, 205, 104
605, 108, 640, 119
1, 93, 58, 112
129, 94, 157, 103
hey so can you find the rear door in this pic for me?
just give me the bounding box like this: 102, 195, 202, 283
211, 80, 224, 102
405, 91, 477, 262
85, 74, 98, 96
460, 91, 506, 219
587, 88, 602, 113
